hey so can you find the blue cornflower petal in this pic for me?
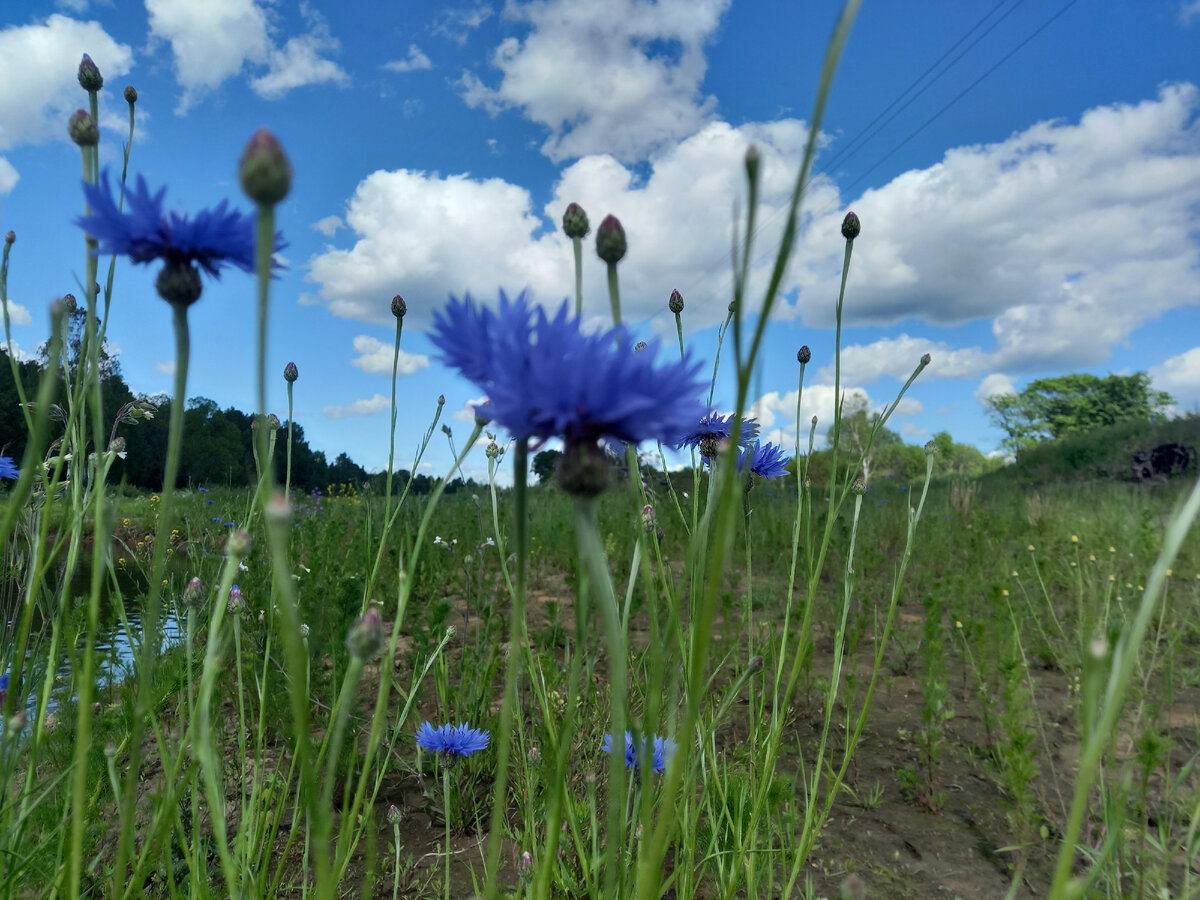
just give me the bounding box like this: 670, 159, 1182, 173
430, 292, 706, 447
77, 171, 277, 278
0, 456, 18, 480
416, 721, 490, 758
673, 411, 759, 453
738, 442, 791, 480
601, 731, 676, 774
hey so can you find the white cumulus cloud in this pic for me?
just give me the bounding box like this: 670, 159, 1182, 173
322, 393, 390, 419
1150, 346, 1200, 411
1, 298, 32, 327
975, 372, 1017, 404
0, 15, 132, 151
384, 44, 432, 73
458, 0, 730, 162
0, 157, 17, 194
349, 335, 430, 375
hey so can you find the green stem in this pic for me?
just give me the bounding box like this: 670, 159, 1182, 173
443, 764, 453, 900
605, 261, 622, 328
384, 316, 404, 520
573, 236, 584, 317
254, 203, 275, 496
285, 381, 294, 498
483, 440, 528, 899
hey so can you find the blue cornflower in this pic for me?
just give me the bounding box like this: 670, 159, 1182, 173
416, 721, 490, 759
429, 292, 705, 449
0, 456, 18, 480
737, 442, 791, 480
674, 411, 759, 459
601, 731, 676, 774
79, 171, 258, 277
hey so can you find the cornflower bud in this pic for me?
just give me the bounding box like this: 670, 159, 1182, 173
924, 440, 938, 456
124, 85, 138, 104
227, 584, 245, 615
155, 261, 202, 306
562, 202, 589, 239
387, 804, 402, 825
391, 294, 406, 318
183, 577, 205, 609
747, 655, 764, 673
239, 128, 292, 206
595, 214, 627, 264
744, 144, 760, 181
919, 352, 931, 368
62, 293, 78, 314
4, 231, 13, 245
227, 528, 251, 558
299, 623, 310, 639
669, 289, 684, 314
851, 476, 867, 496
841, 211, 861, 240
474, 401, 493, 427
346, 607, 385, 661
283, 361, 299, 383
68, 110, 99, 147
797, 345, 811, 364
77, 54, 103, 92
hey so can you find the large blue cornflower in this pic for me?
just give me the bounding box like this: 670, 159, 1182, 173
738, 442, 791, 480
416, 721, 490, 759
0, 456, 17, 480
78, 171, 258, 277
429, 292, 706, 448
601, 731, 676, 774
674, 411, 760, 458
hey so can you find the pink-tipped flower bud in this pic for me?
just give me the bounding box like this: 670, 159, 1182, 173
227, 528, 251, 559
562, 202, 589, 239
797, 345, 811, 364
239, 128, 292, 206
4, 231, 13, 245
346, 607, 385, 661
227, 584, 245, 615
62, 293, 77, 314
919, 352, 931, 368
183, 577, 205, 609
68, 110, 99, 147
265, 413, 280, 430
668, 289, 684, 314
387, 804, 402, 825
747, 655, 764, 673
595, 214, 627, 265
283, 361, 299, 383
437, 394, 445, 406
851, 476, 867, 496
391, 294, 406, 318
124, 85, 138, 104
77, 54, 103, 92
841, 211, 861, 240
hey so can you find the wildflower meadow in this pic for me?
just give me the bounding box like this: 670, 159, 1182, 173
2, 10, 1200, 900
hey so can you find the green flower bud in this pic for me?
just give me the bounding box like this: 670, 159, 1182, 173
155, 261, 202, 307
797, 345, 810, 364
669, 289, 684, 314
562, 202, 589, 239
239, 128, 292, 206
124, 85, 138, 104
841, 211, 860, 240
284, 361, 299, 383
68, 109, 99, 147
391, 294, 406, 318
595, 214, 626, 265
77, 54, 103, 92
346, 607, 385, 661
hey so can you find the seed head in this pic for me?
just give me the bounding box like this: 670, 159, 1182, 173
239, 128, 292, 206
124, 85, 138, 104
346, 607, 386, 661
669, 289, 684, 314
68, 110, 99, 147
841, 211, 861, 240
595, 214, 627, 264
797, 345, 811, 364
562, 202, 589, 239
283, 361, 299, 383
77, 54, 103, 92
391, 294, 406, 318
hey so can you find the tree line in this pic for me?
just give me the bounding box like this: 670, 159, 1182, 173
0, 340, 476, 495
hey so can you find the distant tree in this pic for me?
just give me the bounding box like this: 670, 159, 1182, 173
831, 396, 901, 482
986, 372, 1173, 453
531, 448, 562, 485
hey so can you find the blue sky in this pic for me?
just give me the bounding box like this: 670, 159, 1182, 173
1, 0, 1198, 484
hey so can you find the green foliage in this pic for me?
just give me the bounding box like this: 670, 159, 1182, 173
531, 448, 562, 485
986, 372, 1173, 453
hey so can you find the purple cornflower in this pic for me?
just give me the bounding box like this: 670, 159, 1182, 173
738, 442, 791, 480
79, 171, 258, 277
674, 412, 759, 459
416, 722, 490, 759
0, 456, 18, 480
601, 731, 676, 774
429, 292, 705, 448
